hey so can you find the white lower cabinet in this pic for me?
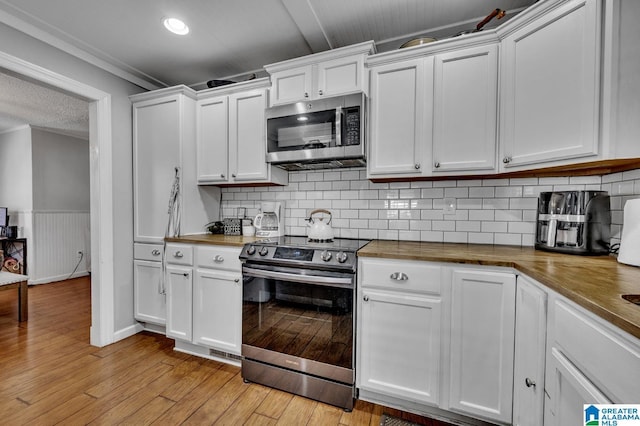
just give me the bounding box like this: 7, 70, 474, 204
165, 264, 193, 341
193, 263, 241, 355
512, 276, 547, 426
133, 259, 166, 325
359, 288, 442, 405
447, 269, 516, 424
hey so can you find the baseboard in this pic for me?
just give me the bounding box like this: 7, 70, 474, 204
28, 270, 89, 285
113, 323, 144, 343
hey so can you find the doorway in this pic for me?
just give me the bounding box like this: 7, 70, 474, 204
0, 50, 114, 347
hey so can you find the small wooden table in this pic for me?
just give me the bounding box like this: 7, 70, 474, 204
0, 271, 28, 321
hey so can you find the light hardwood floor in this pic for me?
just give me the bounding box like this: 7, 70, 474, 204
0, 277, 451, 425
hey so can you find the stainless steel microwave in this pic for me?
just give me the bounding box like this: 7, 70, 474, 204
265, 93, 365, 170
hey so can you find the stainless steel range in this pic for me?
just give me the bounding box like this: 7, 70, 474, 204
239, 236, 370, 411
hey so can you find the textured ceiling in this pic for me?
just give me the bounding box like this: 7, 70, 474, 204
0, 70, 89, 138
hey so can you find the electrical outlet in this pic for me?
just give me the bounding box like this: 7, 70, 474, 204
77, 250, 84, 258
443, 198, 456, 214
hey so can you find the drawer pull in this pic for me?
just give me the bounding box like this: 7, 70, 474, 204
174, 251, 184, 258
182, 272, 189, 277
214, 255, 224, 263
151, 249, 161, 256
525, 378, 536, 388
363, 295, 369, 302
390, 272, 409, 281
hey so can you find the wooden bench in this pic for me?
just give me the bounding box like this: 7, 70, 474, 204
0, 271, 28, 321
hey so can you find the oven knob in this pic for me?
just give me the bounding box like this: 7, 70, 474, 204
336, 251, 348, 263
246, 245, 256, 255
259, 246, 269, 256
320, 250, 332, 261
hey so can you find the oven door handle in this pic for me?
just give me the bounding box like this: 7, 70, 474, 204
242, 266, 353, 289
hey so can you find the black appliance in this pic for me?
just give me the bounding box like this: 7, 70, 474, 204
239, 236, 370, 410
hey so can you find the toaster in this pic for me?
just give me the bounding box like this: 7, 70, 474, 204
535, 191, 611, 255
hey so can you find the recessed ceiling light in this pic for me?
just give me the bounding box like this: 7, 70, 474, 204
163, 17, 189, 35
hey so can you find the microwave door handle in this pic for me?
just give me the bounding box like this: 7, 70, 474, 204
335, 106, 342, 146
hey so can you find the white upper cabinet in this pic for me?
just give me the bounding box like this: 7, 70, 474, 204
195, 79, 287, 186
368, 57, 433, 178
432, 44, 498, 174
265, 41, 375, 106
499, 0, 601, 170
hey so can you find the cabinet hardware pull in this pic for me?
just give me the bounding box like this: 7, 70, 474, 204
363, 295, 369, 302
232, 174, 236, 178
318, 89, 323, 96
503, 156, 512, 164
414, 163, 421, 170
221, 173, 225, 178
234, 278, 240, 283
151, 249, 161, 256
525, 378, 536, 388
182, 272, 189, 277
174, 251, 184, 258
214, 255, 224, 263
434, 162, 440, 168
304, 92, 309, 98
390, 272, 409, 281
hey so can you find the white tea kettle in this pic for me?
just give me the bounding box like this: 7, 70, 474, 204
306, 209, 334, 241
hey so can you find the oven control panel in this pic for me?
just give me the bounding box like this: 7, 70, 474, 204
240, 244, 356, 270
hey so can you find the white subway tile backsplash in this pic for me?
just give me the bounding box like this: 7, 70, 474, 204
220, 168, 639, 248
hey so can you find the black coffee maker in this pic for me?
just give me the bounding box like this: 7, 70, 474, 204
535, 191, 611, 255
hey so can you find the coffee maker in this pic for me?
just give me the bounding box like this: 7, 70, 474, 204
254, 201, 285, 238
535, 191, 611, 255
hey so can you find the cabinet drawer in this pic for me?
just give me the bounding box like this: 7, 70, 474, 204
196, 245, 241, 272
134, 243, 164, 261
359, 258, 441, 295
165, 243, 193, 266
554, 299, 640, 402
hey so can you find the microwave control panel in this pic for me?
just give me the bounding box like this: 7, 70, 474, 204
343, 106, 361, 146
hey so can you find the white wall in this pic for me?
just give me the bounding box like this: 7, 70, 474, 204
0, 21, 146, 335
0, 126, 33, 212
31, 128, 90, 211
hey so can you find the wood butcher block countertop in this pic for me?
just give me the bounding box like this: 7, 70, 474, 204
359, 240, 640, 340
166, 235, 640, 340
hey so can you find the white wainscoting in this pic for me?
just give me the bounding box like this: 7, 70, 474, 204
31, 211, 91, 284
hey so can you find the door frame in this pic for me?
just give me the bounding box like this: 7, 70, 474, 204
0, 50, 115, 347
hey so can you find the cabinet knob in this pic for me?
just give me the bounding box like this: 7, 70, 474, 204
434, 162, 440, 169
214, 255, 224, 263
151, 249, 161, 256
363, 295, 369, 302
304, 92, 309, 98
415, 163, 421, 170
318, 89, 323, 96
232, 174, 236, 178
390, 272, 409, 281
525, 378, 536, 388
221, 173, 225, 179
174, 251, 183, 258
234, 278, 240, 283
503, 156, 512, 164
182, 272, 189, 277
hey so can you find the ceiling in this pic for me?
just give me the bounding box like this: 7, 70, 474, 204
0, 0, 538, 135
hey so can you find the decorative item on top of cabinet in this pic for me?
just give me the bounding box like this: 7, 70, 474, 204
264, 41, 375, 106
196, 78, 287, 186
498, 0, 601, 171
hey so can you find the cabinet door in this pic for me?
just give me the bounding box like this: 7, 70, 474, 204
196, 95, 228, 183
166, 264, 192, 341
358, 288, 441, 405
193, 268, 242, 354
513, 276, 547, 426
133, 95, 181, 243
228, 89, 269, 182
133, 259, 166, 325
448, 269, 516, 423
368, 58, 433, 178
316, 55, 364, 98
269, 65, 313, 106
500, 0, 601, 169
432, 44, 498, 173
546, 348, 610, 426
